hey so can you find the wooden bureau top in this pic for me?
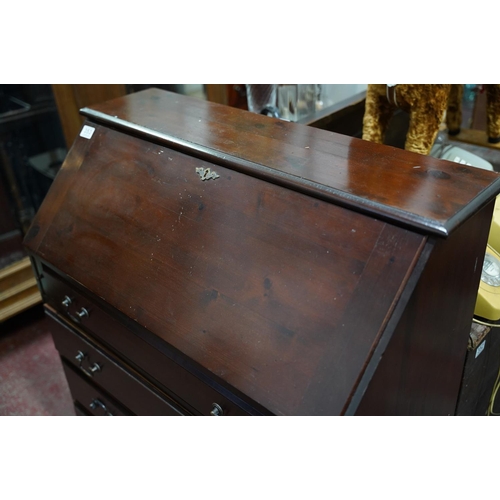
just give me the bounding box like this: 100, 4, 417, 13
81, 88, 500, 237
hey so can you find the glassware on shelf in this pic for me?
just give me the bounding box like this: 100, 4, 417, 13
277, 85, 298, 121
245, 84, 277, 114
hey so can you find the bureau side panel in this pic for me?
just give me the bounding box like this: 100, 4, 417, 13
356, 201, 495, 415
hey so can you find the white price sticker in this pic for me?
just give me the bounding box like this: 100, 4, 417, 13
475, 340, 486, 358
80, 125, 95, 139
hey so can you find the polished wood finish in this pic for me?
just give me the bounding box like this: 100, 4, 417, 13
39, 266, 252, 415
62, 361, 131, 416
52, 84, 126, 148
25, 89, 500, 415
81, 88, 498, 237
45, 305, 184, 416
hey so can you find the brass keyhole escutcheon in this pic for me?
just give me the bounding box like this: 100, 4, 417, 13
196, 167, 220, 181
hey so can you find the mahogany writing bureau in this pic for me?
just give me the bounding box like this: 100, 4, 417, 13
24, 88, 500, 415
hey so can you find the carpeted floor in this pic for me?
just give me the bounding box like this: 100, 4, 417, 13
0, 305, 74, 416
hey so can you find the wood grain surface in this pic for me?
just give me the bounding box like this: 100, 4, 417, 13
82, 88, 500, 237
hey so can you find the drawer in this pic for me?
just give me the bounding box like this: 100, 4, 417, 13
63, 361, 131, 416
40, 263, 254, 416
46, 305, 185, 416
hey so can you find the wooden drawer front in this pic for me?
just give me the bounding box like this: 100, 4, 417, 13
62, 361, 130, 416
46, 305, 184, 416
40, 265, 253, 416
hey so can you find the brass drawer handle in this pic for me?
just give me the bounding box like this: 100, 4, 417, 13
89, 399, 114, 416
210, 403, 223, 416
75, 350, 101, 377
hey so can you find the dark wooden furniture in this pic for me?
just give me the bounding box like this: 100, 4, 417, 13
52, 85, 127, 149
24, 88, 500, 415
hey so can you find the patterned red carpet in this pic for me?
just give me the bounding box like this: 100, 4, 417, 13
0, 305, 74, 416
